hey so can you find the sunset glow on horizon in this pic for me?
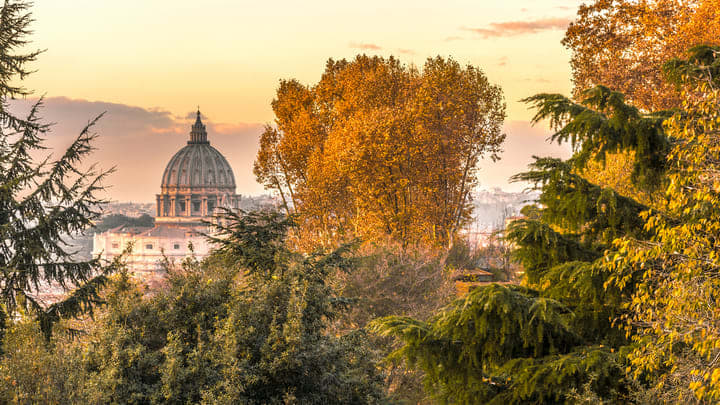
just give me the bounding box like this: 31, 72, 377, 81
17, 0, 579, 201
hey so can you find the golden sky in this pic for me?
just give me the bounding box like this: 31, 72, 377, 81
17, 0, 580, 201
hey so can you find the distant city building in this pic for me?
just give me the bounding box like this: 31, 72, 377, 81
93, 110, 240, 277
101, 202, 155, 217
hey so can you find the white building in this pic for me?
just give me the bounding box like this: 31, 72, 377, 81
93, 110, 240, 276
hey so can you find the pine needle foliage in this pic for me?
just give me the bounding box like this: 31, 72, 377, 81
504, 219, 600, 284
0, 0, 40, 102
511, 157, 647, 244
523, 86, 670, 190
371, 284, 627, 404
0, 0, 113, 338
207, 209, 296, 279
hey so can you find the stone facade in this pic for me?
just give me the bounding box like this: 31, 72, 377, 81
93, 225, 211, 271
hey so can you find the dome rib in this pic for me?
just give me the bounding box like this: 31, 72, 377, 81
162, 149, 183, 185
160, 143, 236, 191
178, 149, 190, 185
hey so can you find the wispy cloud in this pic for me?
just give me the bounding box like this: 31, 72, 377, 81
462, 17, 572, 38
349, 41, 382, 50
498, 56, 508, 67
443, 36, 464, 42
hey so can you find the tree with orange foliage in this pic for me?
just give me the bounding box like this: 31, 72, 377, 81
563, 0, 720, 112
254, 56, 505, 247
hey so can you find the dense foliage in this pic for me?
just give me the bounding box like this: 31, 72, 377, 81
254, 56, 506, 247
562, 0, 720, 205
606, 46, 720, 402
0, 211, 387, 404
563, 0, 720, 111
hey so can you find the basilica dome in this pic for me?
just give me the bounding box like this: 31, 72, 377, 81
160, 111, 236, 192
155, 110, 240, 222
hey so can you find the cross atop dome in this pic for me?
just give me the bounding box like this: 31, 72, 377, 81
189, 107, 208, 144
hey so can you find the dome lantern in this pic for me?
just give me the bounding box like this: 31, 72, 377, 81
189, 108, 208, 144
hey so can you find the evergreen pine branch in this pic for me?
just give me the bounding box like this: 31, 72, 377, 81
522, 86, 670, 189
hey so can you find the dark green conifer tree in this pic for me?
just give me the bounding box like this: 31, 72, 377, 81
372, 83, 673, 403
0, 0, 113, 339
